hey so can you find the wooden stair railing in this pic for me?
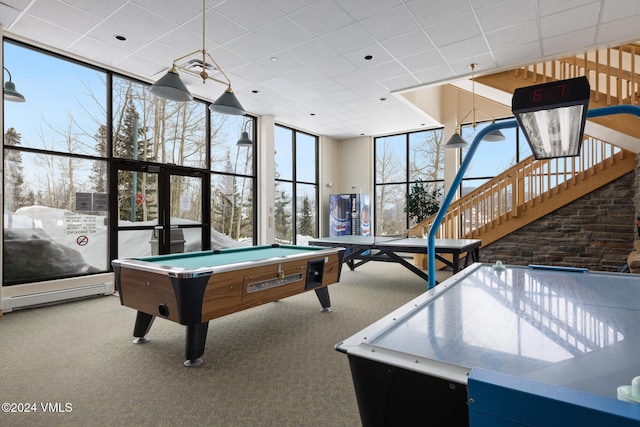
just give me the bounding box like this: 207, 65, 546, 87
476, 43, 640, 139
409, 43, 640, 249
410, 138, 635, 246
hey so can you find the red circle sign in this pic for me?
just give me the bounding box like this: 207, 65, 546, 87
135, 193, 145, 204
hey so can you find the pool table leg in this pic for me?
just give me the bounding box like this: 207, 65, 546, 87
184, 322, 209, 367
132, 311, 155, 344
314, 287, 331, 312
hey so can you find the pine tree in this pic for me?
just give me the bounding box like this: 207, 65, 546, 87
298, 195, 314, 237
114, 99, 156, 221
274, 183, 292, 242
4, 128, 26, 211
89, 124, 108, 193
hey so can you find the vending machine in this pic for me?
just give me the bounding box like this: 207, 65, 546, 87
329, 194, 370, 237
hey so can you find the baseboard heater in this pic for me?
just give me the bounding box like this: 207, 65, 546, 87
2, 282, 114, 313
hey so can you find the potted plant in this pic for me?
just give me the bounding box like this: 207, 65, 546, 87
404, 179, 442, 268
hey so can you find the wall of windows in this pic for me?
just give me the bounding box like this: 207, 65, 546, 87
274, 125, 318, 244
459, 119, 531, 194
374, 128, 445, 236
210, 115, 255, 244
3, 39, 256, 286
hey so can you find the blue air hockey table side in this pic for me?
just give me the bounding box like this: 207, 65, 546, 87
335, 263, 640, 426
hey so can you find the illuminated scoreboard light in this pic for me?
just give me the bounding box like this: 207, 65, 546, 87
512, 76, 591, 160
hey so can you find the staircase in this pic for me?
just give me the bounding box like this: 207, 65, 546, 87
410, 44, 640, 245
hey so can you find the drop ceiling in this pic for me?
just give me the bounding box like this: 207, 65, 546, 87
2, 0, 640, 139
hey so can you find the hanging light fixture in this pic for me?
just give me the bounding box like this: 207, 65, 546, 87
512, 76, 590, 159
237, 118, 253, 147
445, 63, 505, 149
3, 67, 25, 102
149, 0, 245, 115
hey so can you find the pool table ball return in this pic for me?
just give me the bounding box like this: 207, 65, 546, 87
112, 244, 344, 366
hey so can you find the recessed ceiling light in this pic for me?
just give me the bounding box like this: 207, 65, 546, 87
364, 55, 373, 60
114, 34, 127, 41
379, 97, 387, 101
310, 113, 315, 116
252, 90, 259, 94
271, 57, 278, 61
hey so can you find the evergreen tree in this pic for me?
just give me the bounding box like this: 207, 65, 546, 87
274, 183, 292, 242
114, 98, 156, 221
90, 124, 108, 193
298, 195, 314, 237
4, 128, 26, 211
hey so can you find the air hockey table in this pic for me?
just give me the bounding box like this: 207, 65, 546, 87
336, 263, 640, 426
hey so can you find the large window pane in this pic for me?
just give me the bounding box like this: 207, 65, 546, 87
3, 151, 109, 284
210, 114, 255, 244
375, 183, 406, 236
211, 174, 254, 243
409, 129, 444, 181
375, 134, 406, 184
4, 42, 106, 156
296, 183, 317, 242
275, 181, 293, 243
375, 129, 444, 235
296, 132, 316, 183
4, 41, 109, 285
456, 119, 528, 199
113, 77, 207, 168
211, 115, 254, 175
274, 125, 318, 244
275, 126, 293, 181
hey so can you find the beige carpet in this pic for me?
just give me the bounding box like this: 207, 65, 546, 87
0, 262, 450, 427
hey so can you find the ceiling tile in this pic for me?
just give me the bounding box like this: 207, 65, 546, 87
132, 0, 200, 25
485, 20, 539, 51
319, 23, 375, 55
9, 14, 82, 49
27, 0, 101, 34
253, 16, 315, 50
475, 0, 537, 32
285, 38, 339, 65
381, 30, 435, 59
224, 32, 279, 61
406, 0, 472, 28
426, 12, 482, 47
338, 0, 403, 20
359, 5, 421, 41
214, 0, 283, 31
289, 1, 354, 36
542, 27, 597, 56
540, 2, 600, 39
106, 3, 175, 40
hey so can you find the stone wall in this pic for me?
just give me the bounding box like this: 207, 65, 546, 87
480, 170, 636, 272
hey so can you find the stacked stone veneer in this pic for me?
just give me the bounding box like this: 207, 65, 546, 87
479, 169, 636, 272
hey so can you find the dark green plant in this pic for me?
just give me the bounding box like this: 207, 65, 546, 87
404, 179, 442, 223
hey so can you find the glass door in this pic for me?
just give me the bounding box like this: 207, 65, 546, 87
112, 161, 210, 259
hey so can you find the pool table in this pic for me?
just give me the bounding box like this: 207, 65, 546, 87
112, 244, 345, 366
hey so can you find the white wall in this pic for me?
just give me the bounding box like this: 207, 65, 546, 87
320, 135, 373, 237
258, 115, 275, 245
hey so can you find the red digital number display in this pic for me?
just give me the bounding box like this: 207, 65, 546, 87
530, 83, 568, 103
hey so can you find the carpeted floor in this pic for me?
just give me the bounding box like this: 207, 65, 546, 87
0, 262, 450, 427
